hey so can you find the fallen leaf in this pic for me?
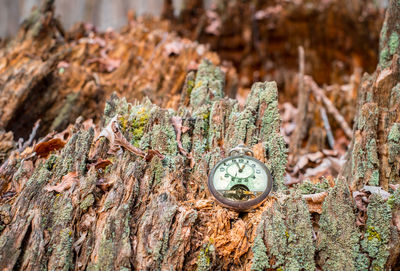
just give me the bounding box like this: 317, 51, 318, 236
362, 186, 391, 200
44, 172, 78, 193
88, 158, 112, 170
303, 191, 328, 214
34, 138, 66, 158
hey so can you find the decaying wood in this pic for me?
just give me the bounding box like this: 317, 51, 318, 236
166, 0, 384, 93
0, 0, 236, 142
342, 0, 400, 191
0, 1, 400, 270
0, 58, 400, 270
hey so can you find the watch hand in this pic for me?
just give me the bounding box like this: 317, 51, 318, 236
233, 160, 240, 170
240, 164, 246, 171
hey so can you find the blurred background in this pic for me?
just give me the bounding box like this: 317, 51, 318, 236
0, 0, 220, 37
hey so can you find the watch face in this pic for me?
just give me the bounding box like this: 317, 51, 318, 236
208, 155, 273, 210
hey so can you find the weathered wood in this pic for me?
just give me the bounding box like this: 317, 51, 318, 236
0, 0, 233, 142
1, 59, 400, 270
1, 1, 400, 270
341, 0, 400, 191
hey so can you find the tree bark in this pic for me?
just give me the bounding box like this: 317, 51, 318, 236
341, 0, 400, 191
1, 1, 400, 271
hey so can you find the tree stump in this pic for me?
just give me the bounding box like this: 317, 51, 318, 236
0, 58, 400, 270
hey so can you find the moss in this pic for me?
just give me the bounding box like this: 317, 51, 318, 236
197, 243, 214, 271
317, 178, 362, 271
53, 227, 73, 270
388, 32, 399, 55
251, 221, 270, 271
388, 123, 400, 164
366, 226, 382, 241
361, 195, 391, 270
186, 79, 195, 96
296, 178, 330, 194
117, 105, 151, 147
45, 154, 58, 171
252, 193, 314, 270
80, 194, 95, 211
190, 59, 224, 108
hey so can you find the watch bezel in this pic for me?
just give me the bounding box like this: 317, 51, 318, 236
207, 154, 273, 211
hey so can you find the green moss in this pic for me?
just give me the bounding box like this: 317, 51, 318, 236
186, 79, 195, 96
366, 226, 382, 241
190, 59, 224, 108
252, 193, 315, 270
361, 195, 391, 271
45, 154, 58, 171
251, 222, 270, 271
317, 178, 362, 271
80, 194, 95, 211
53, 227, 73, 270
389, 32, 399, 55
388, 123, 400, 164
296, 178, 330, 194
117, 105, 151, 148
197, 243, 214, 271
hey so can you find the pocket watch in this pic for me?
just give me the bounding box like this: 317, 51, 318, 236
208, 144, 273, 211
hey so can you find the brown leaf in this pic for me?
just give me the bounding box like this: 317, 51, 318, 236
34, 138, 66, 158
96, 178, 114, 192
303, 191, 328, 214
88, 158, 112, 170
44, 172, 78, 193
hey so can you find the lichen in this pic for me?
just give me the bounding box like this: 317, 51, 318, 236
251, 220, 270, 271
296, 178, 331, 194
361, 194, 391, 270
190, 59, 224, 108
387, 124, 400, 184
117, 102, 151, 147
388, 32, 399, 55
197, 243, 215, 271
53, 227, 73, 270
317, 178, 363, 271
80, 194, 94, 211
252, 192, 315, 270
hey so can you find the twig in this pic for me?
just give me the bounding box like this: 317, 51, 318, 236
171, 116, 195, 168
319, 106, 335, 149
306, 76, 353, 139
298, 46, 305, 97
289, 46, 308, 162
20, 119, 41, 152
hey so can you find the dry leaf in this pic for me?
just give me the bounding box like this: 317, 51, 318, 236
303, 191, 328, 214
34, 138, 66, 158
88, 158, 112, 170
44, 172, 78, 193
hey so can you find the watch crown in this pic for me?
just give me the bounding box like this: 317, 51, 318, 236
229, 144, 254, 157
